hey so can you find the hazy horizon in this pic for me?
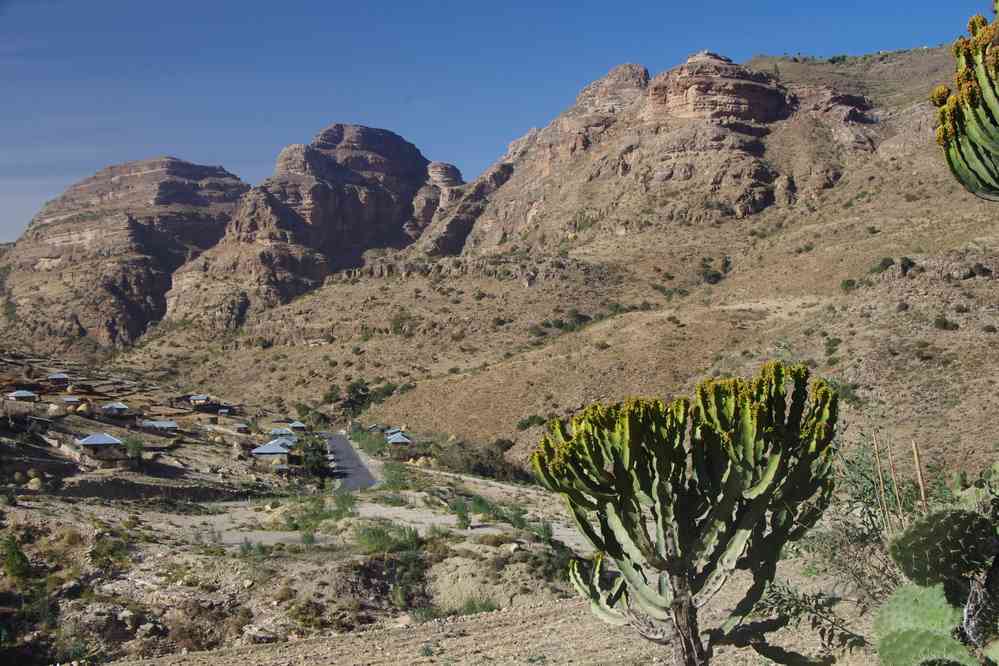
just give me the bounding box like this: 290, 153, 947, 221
0, 0, 983, 241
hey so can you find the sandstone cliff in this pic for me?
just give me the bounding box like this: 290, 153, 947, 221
0, 50, 924, 351
0, 157, 248, 350
418, 52, 879, 257
164, 124, 463, 331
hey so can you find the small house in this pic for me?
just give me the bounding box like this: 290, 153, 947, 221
78, 432, 123, 448
47, 372, 70, 386
250, 438, 293, 465
101, 401, 129, 417
141, 419, 178, 434
269, 426, 295, 438
6, 390, 39, 402
289, 420, 307, 432
189, 394, 211, 406
384, 427, 403, 437
386, 432, 413, 445
76, 433, 130, 468
218, 408, 231, 417
62, 396, 82, 405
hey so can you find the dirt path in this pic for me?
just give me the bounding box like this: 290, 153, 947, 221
119, 599, 666, 665
116, 595, 873, 665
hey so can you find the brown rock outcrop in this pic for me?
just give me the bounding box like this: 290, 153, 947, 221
165, 124, 454, 330
646, 52, 789, 122
0, 157, 247, 350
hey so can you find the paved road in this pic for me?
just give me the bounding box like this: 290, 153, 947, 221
324, 433, 377, 491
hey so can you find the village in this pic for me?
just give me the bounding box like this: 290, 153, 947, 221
0, 351, 606, 665
0, 351, 424, 492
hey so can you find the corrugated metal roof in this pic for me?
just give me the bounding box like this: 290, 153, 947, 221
102, 401, 129, 410
7, 390, 37, 398
48, 373, 70, 380
289, 421, 307, 429
78, 433, 122, 446
62, 396, 82, 403
269, 427, 294, 436
189, 394, 210, 401
252, 438, 293, 455
386, 432, 412, 444
141, 420, 178, 429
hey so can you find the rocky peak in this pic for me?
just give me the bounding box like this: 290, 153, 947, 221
0, 157, 248, 350
164, 123, 461, 330
28, 157, 246, 234
646, 51, 789, 122
309, 123, 429, 192
572, 63, 650, 116
427, 162, 464, 188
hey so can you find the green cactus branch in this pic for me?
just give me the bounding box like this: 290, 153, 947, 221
532, 361, 839, 665
933, 4, 999, 200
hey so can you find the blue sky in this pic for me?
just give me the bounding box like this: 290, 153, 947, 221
0, 0, 985, 240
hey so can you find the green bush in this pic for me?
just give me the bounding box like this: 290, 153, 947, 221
354, 523, 422, 555
382, 462, 409, 490
516, 415, 547, 431
450, 498, 471, 530
933, 315, 959, 331
432, 439, 533, 483
2, 534, 30, 582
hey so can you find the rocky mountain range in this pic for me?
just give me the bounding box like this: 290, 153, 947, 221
0, 51, 887, 351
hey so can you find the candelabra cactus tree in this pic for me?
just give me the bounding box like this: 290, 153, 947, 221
531, 361, 839, 665
932, 2, 999, 200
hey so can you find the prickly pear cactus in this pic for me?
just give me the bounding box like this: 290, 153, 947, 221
532, 361, 839, 663
932, 2, 999, 200
875, 584, 978, 666
889, 510, 999, 586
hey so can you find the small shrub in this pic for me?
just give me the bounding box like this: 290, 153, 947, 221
382, 462, 409, 490
933, 315, 959, 331
2, 533, 30, 582
354, 523, 422, 555
450, 498, 471, 530
840, 279, 858, 293
869, 257, 895, 274
516, 415, 546, 431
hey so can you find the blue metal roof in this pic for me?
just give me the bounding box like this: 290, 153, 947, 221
102, 401, 128, 410
141, 420, 178, 429
62, 396, 81, 403
289, 420, 307, 429
8, 390, 37, 398
78, 433, 122, 447
189, 394, 210, 401
269, 427, 294, 435
385, 427, 403, 436
252, 438, 293, 455
386, 432, 412, 444
48, 372, 70, 380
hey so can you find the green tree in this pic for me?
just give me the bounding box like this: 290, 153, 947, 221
532, 361, 839, 665
122, 435, 144, 463
2, 533, 30, 583
299, 435, 327, 478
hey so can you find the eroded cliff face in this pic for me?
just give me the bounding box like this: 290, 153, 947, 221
164, 124, 463, 331
0, 158, 248, 351
419, 51, 878, 256
0, 51, 901, 351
